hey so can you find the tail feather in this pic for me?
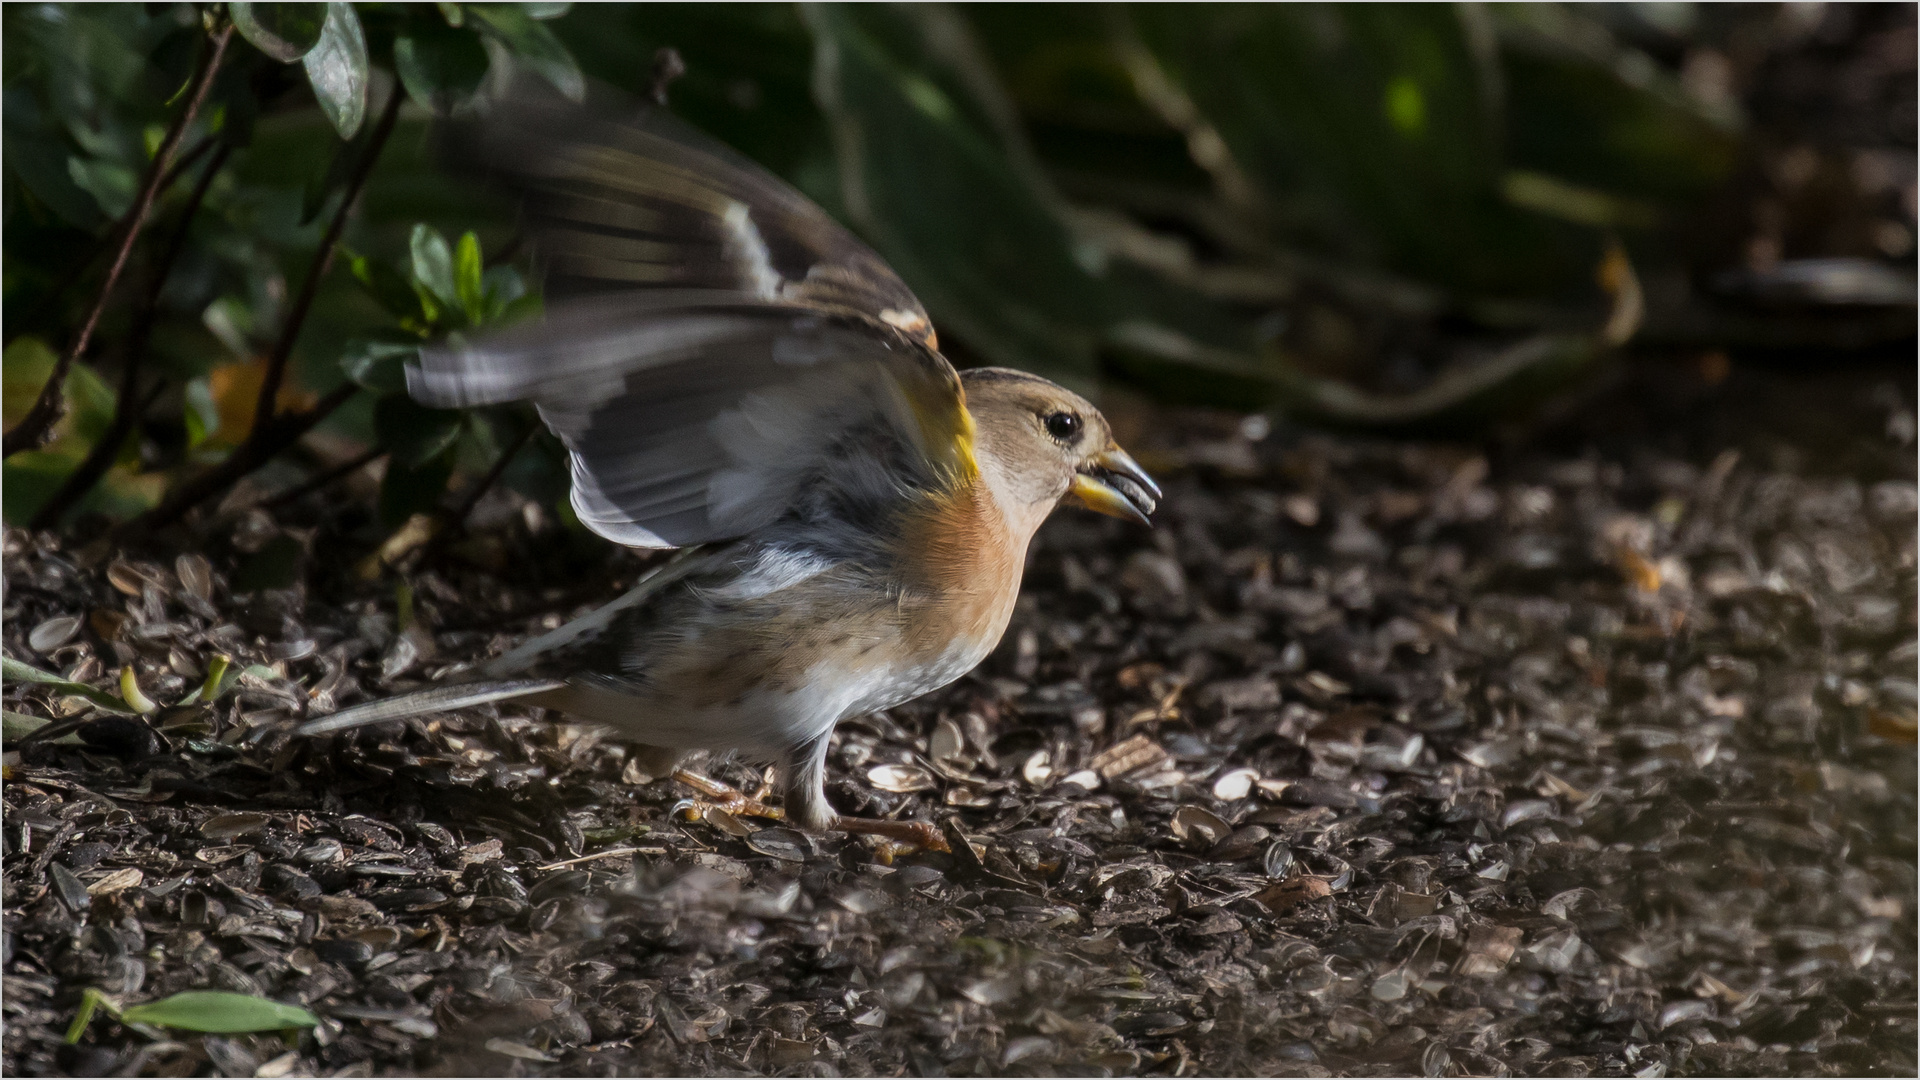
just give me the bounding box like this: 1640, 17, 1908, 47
295, 679, 564, 736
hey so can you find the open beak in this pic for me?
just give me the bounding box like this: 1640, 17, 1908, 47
1068, 446, 1161, 525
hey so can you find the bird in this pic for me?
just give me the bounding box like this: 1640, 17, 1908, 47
295, 80, 1160, 852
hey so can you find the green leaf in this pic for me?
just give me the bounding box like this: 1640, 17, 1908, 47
4, 710, 50, 743
375, 393, 465, 467
1, 337, 61, 432
303, 2, 370, 139
1501, 170, 1657, 229
201, 655, 241, 702
183, 376, 220, 449
453, 231, 486, 324
1, 657, 138, 714
302, 116, 379, 223
481, 265, 529, 322
1128, 5, 1568, 295
63, 359, 119, 448
175, 654, 237, 706
467, 4, 585, 102
805, 6, 1119, 382
344, 250, 425, 319
393, 16, 493, 114
119, 991, 318, 1034
4, 121, 106, 226
522, 3, 572, 19
409, 223, 460, 313
1383, 75, 1426, 137
231, 3, 328, 63
340, 341, 420, 394
1500, 35, 1737, 202
67, 156, 139, 219
4, 455, 74, 528
4, 710, 83, 746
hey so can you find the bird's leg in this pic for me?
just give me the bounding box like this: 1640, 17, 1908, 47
830, 816, 950, 853
783, 732, 950, 854
670, 768, 784, 821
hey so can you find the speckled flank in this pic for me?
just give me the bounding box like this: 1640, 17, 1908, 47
531, 470, 1028, 759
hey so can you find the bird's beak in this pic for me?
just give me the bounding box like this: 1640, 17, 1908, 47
1069, 446, 1161, 525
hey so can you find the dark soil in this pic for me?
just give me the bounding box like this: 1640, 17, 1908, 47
4, 358, 1914, 1078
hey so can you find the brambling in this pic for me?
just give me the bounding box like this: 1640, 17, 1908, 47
298, 83, 1159, 851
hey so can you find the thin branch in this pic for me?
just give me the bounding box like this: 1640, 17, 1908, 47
419, 422, 537, 561
2, 135, 221, 351
447, 423, 537, 529
3, 23, 234, 459
119, 382, 359, 538
30, 141, 236, 530
262, 444, 388, 510
253, 86, 405, 430
122, 84, 407, 539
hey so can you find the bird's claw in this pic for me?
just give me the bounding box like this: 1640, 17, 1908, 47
832, 816, 951, 854
671, 769, 784, 821
669, 771, 946, 855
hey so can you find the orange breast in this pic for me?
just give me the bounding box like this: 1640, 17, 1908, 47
892, 474, 1025, 662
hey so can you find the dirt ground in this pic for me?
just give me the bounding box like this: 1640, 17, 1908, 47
3, 356, 1914, 1077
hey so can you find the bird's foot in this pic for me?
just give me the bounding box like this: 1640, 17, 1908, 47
671, 769, 784, 821
831, 815, 951, 854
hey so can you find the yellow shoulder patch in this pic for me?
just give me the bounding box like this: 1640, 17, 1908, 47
896, 355, 976, 486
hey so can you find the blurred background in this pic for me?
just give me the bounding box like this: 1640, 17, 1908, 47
4, 2, 1914, 541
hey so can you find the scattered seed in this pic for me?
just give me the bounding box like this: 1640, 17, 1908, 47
47, 863, 90, 912
27, 616, 80, 653
1170, 805, 1230, 847
1456, 925, 1523, 977
745, 828, 814, 863
1211, 767, 1259, 801
85, 867, 143, 896
867, 763, 936, 793
201, 813, 271, 840
1256, 876, 1331, 914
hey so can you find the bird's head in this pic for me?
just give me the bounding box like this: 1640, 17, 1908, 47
959, 368, 1160, 538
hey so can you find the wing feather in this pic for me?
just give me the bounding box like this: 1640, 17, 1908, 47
417, 81, 973, 551
454, 79, 938, 347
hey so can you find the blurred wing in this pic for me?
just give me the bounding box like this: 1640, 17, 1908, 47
418, 79, 968, 550
413, 297, 972, 549
453, 77, 938, 348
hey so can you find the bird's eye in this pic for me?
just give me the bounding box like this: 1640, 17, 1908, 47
1044, 411, 1082, 441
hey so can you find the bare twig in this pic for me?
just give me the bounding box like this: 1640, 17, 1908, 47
31, 141, 236, 530
446, 423, 536, 530
119, 383, 359, 539
120, 84, 407, 539
2, 135, 222, 351
254, 86, 405, 430
418, 421, 537, 562
537, 847, 656, 872
262, 444, 388, 510
3, 23, 234, 459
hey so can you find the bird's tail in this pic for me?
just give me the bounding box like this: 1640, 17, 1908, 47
294, 679, 564, 736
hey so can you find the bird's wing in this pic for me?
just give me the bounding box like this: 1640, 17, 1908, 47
415, 81, 970, 550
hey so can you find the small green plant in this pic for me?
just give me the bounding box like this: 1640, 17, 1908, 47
67, 988, 318, 1043
4, 3, 576, 533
